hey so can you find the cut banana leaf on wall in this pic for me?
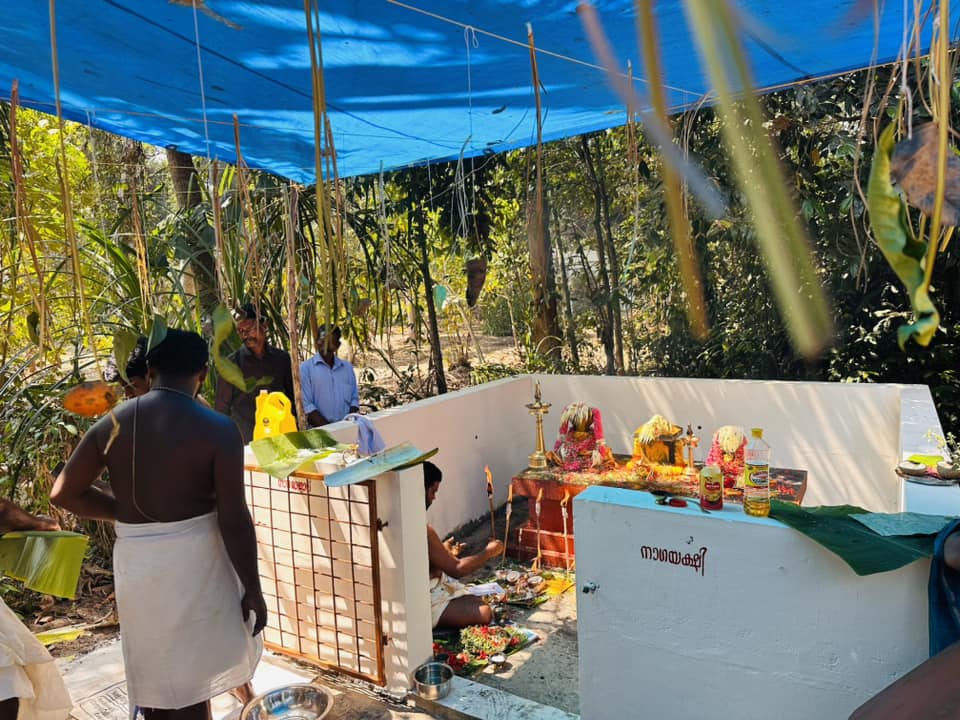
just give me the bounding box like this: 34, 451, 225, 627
867, 124, 940, 348
250, 427, 346, 478
769, 501, 934, 576
324, 443, 438, 487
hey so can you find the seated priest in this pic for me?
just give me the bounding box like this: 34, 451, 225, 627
423, 462, 503, 629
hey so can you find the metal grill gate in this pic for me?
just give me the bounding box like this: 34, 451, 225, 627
245, 468, 386, 685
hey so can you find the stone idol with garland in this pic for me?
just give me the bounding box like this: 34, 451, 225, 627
546, 401, 616, 472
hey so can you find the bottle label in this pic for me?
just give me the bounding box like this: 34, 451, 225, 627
701, 477, 722, 502
745, 468, 769, 489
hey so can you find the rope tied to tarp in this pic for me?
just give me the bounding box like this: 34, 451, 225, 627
190, 0, 213, 161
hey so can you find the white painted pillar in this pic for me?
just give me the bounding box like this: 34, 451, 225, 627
376, 467, 433, 696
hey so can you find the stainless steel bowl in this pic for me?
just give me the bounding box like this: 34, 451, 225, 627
413, 661, 453, 700
240, 684, 333, 720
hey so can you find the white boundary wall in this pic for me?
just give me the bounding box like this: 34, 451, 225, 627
292, 375, 949, 701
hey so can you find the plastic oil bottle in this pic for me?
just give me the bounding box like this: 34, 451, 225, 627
743, 428, 771, 517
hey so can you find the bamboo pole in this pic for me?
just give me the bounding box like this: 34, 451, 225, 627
485, 466, 496, 539
284, 184, 308, 430
501, 484, 513, 566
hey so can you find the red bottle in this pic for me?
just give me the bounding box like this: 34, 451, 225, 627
700, 465, 724, 511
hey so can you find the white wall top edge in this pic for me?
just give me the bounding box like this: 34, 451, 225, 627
574, 485, 782, 527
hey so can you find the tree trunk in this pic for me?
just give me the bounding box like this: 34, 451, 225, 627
167, 148, 203, 209
579, 136, 615, 374
166, 147, 218, 315
415, 207, 447, 395
594, 138, 625, 374
551, 202, 580, 370
527, 155, 562, 365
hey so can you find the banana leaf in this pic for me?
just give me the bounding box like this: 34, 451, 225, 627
146, 314, 167, 353
112, 328, 140, 382
867, 124, 940, 348
250, 427, 347, 479
850, 512, 954, 538
35, 625, 87, 646
0, 531, 88, 598
324, 443, 438, 487
769, 501, 934, 576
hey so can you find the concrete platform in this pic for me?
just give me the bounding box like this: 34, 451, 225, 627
57, 640, 313, 720
57, 639, 434, 720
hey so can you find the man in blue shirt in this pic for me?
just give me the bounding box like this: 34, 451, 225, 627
300, 324, 359, 427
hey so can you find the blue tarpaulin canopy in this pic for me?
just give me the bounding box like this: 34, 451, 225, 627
0, 2, 953, 182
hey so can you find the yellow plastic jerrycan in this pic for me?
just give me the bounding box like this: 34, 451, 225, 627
253, 390, 297, 440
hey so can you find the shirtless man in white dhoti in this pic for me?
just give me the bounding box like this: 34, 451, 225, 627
0, 500, 72, 720
52, 329, 266, 720
424, 462, 502, 628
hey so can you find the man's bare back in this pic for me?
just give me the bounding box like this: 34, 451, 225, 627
53, 329, 266, 720
85, 389, 241, 523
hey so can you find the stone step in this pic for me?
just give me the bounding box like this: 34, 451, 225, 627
410, 676, 578, 720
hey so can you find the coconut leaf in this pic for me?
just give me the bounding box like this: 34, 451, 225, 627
0, 531, 88, 599
867, 124, 940, 348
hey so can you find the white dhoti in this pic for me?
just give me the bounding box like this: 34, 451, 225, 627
114, 512, 262, 717
0, 596, 71, 720
429, 573, 469, 628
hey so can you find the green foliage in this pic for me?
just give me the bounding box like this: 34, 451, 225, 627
469, 363, 520, 386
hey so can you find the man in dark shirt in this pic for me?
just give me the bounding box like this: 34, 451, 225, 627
214, 304, 295, 443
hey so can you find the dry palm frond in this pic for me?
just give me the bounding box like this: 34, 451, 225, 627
284, 184, 307, 428
681, 0, 833, 358
7, 81, 48, 357
305, 0, 349, 349
636, 0, 708, 340
49, 0, 102, 376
